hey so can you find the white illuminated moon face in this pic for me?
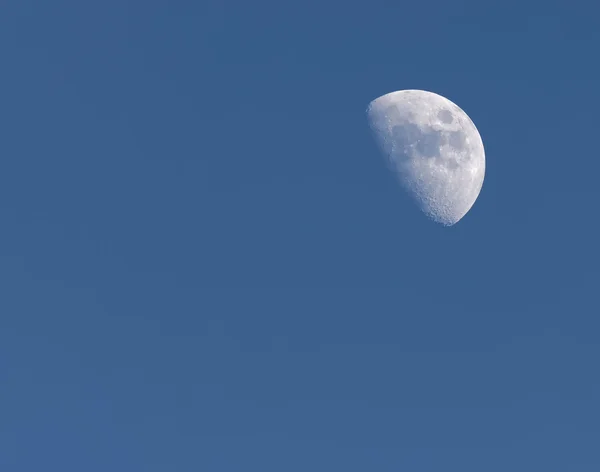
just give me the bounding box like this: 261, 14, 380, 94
367, 90, 485, 226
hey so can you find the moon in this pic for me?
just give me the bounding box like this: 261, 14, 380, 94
367, 90, 485, 226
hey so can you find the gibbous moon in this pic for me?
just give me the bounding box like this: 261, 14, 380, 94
367, 90, 485, 226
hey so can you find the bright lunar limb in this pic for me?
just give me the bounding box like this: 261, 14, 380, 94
367, 90, 485, 226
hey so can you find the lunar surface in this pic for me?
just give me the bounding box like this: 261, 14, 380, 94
367, 90, 485, 226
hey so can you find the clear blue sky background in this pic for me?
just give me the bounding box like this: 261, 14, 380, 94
1, 0, 599, 470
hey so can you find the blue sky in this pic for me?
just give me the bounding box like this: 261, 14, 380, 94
1, 0, 599, 470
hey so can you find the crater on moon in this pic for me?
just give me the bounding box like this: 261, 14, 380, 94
367, 89, 485, 226
437, 109, 454, 124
